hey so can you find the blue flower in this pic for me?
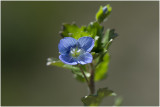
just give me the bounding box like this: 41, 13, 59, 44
58, 37, 94, 65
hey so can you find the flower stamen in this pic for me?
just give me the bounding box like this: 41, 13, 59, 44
70, 47, 82, 58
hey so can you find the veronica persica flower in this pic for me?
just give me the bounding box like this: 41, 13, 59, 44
58, 37, 94, 65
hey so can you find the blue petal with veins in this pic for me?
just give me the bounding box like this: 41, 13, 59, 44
58, 37, 94, 65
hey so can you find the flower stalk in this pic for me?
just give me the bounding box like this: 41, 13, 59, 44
79, 64, 95, 95
78, 65, 89, 85
89, 63, 95, 95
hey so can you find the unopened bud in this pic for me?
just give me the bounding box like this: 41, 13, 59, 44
103, 6, 108, 14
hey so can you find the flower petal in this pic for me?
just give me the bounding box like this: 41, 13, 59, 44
59, 55, 77, 65
77, 52, 93, 65
78, 37, 94, 52
58, 37, 77, 55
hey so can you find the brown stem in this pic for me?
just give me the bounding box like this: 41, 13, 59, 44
79, 64, 95, 95
79, 65, 90, 89
89, 63, 95, 95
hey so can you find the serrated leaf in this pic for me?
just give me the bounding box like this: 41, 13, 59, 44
95, 53, 110, 81
46, 57, 80, 71
82, 88, 116, 106
96, 4, 112, 23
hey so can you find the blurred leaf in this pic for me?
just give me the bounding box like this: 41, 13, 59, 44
96, 4, 112, 23
95, 53, 110, 81
47, 57, 80, 71
113, 97, 123, 106
82, 88, 116, 106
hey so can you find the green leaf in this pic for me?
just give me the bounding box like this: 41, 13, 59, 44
86, 22, 103, 38
108, 29, 118, 41
81, 88, 116, 106
46, 57, 80, 71
103, 29, 118, 50
95, 53, 110, 81
103, 29, 118, 45
86, 22, 104, 53
96, 4, 112, 23
59, 23, 90, 39
102, 29, 110, 45
60, 22, 103, 38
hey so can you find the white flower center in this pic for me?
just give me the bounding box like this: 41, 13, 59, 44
70, 47, 83, 57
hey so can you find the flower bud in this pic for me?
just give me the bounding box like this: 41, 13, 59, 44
96, 4, 112, 23
103, 6, 108, 14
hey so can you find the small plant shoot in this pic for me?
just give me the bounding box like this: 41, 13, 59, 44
47, 4, 121, 106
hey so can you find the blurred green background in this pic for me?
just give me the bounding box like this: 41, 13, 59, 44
1, 1, 159, 106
